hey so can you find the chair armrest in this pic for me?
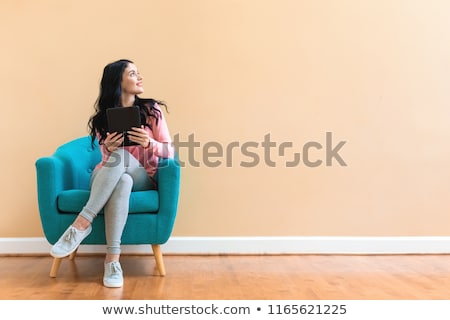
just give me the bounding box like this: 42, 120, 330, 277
35, 156, 68, 242
154, 156, 181, 243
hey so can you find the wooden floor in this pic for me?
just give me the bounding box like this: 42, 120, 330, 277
1, 254, 450, 300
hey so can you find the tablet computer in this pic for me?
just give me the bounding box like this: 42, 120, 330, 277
106, 106, 141, 146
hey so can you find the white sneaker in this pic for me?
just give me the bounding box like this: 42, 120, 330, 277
50, 225, 92, 258
103, 261, 123, 288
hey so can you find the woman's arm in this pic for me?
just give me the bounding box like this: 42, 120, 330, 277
127, 103, 174, 158
149, 104, 174, 158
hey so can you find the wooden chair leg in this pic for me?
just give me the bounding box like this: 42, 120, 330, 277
49, 248, 78, 278
69, 248, 78, 260
50, 257, 62, 278
151, 244, 166, 276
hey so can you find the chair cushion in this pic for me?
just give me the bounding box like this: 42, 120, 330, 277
57, 189, 159, 214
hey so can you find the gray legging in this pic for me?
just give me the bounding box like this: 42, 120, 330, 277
78, 149, 155, 255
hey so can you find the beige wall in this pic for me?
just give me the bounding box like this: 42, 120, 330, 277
1, 0, 450, 238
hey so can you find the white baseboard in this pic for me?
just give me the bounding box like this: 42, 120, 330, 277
1, 236, 450, 255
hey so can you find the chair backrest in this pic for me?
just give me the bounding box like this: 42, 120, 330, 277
54, 136, 101, 190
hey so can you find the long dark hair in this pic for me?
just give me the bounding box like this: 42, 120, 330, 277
88, 59, 167, 145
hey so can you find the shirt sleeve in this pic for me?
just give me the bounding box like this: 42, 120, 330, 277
148, 103, 174, 159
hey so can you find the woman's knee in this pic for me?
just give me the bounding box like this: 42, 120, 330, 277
118, 173, 133, 187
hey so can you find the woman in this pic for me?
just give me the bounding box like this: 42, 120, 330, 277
50, 59, 173, 288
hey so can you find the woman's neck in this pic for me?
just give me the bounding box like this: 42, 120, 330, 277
121, 94, 135, 107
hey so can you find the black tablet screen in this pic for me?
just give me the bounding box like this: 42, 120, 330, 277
106, 106, 141, 146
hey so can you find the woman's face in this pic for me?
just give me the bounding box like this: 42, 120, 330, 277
121, 63, 144, 96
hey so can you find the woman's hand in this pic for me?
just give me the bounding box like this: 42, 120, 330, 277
128, 126, 156, 149
104, 132, 124, 152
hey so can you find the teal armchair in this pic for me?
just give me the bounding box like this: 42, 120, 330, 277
35, 136, 180, 277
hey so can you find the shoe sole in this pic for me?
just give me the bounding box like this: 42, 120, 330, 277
103, 281, 123, 288
50, 245, 80, 258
